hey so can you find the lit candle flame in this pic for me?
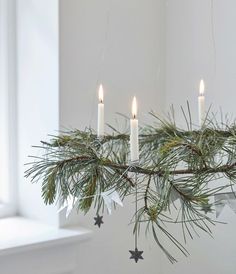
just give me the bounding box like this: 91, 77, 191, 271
199, 79, 205, 96
132, 96, 137, 119
99, 84, 104, 103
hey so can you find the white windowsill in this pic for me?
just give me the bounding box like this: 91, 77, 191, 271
0, 217, 92, 256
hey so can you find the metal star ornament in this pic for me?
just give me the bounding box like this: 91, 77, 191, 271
94, 215, 104, 228
129, 248, 144, 263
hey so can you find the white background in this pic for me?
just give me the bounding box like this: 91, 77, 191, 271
162, 0, 236, 273
59, 1, 165, 273
8, 0, 236, 273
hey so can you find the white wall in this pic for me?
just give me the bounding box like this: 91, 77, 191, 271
59, 0, 165, 129
162, 0, 236, 273
15, 0, 236, 273
165, 0, 236, 123
59, 0, 165, 273
17, 0, 59, 226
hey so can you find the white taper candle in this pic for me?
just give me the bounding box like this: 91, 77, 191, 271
97, 84, 104, 137
130, 97, 139, 163
198, 79, 205, 127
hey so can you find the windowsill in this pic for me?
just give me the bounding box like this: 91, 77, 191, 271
0, 217, 92, 256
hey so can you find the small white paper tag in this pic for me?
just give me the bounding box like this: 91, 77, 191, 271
58, 194, 79, 218
101, 190, 123, 215
215, 192, 236, 218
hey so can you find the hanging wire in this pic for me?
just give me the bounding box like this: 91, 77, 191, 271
210, 0, 216, 75
135, 171, 138, 249
89, 0, 113, 126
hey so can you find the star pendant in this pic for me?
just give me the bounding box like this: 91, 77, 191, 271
129, 248, 144, 263
94, 215, 104, 228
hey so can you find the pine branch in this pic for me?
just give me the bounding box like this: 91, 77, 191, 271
25, 110, 236, 263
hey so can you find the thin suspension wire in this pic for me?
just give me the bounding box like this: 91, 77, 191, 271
135, 171, 138, 249
89, 0, 113, 126
210, 0, 216, 75
97, 0, 112, 84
